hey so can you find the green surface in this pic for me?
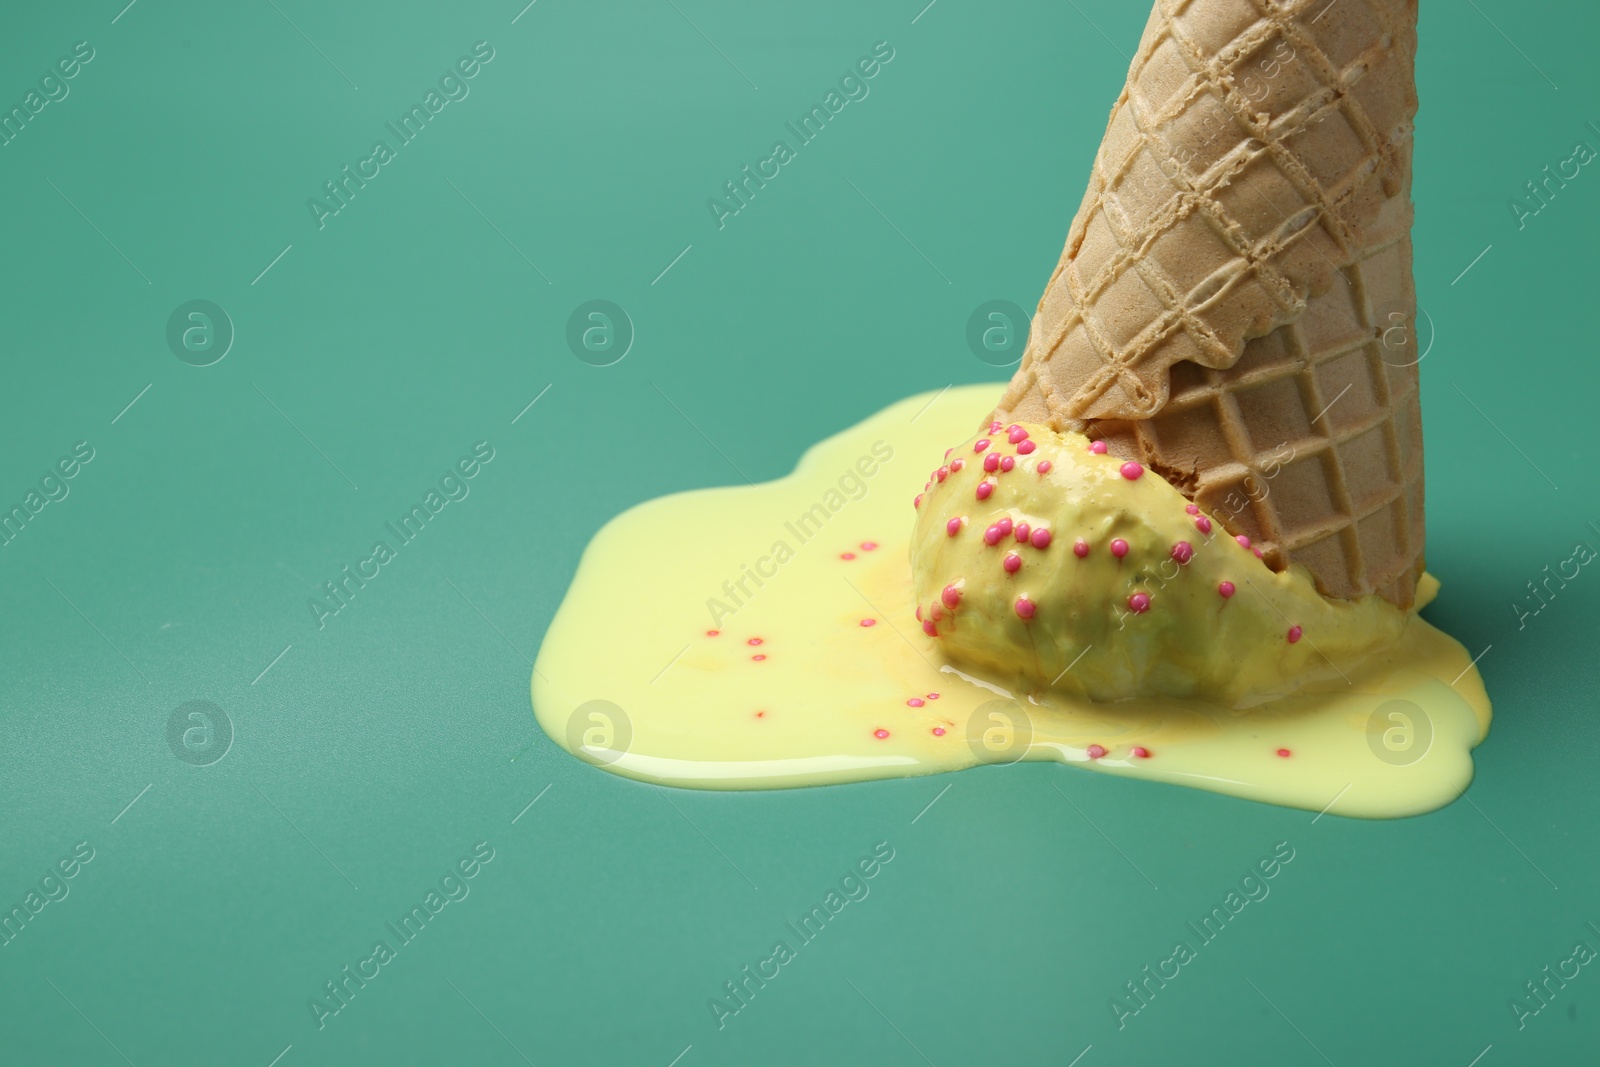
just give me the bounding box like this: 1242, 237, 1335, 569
1, 1, 1596, 1063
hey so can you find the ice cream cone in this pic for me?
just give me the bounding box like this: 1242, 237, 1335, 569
994, 0, 1425, 607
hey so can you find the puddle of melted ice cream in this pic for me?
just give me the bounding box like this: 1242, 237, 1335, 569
532, 386, 1490, 818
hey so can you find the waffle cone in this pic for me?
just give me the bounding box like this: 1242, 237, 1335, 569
995, 0, 1425, 607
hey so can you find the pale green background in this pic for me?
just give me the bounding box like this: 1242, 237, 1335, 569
1, 1, 1596, 1064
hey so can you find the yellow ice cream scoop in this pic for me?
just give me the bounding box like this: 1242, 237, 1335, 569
909, 421, 1409, 707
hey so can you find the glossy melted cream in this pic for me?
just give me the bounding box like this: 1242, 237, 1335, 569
532, 387, 1490, 818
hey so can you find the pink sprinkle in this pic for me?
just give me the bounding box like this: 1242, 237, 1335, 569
914, 494, 922, 508
976, 481, 994, 500
1276, 748, 1291, 758
1218, 581, 1235, 598
921, 619, 937, 637
935, 466, 949, 482
860, 618, 876, 627
748, 638, 763, 646
1110, 538, 1129, 558
1017, 440, 1037, 455
1015, 596, 1036, 620
932, 727, 946, 736
1185, 504, 1200, 515
996, 517, 1013, 537
1073, 538, 1089, 558
1128, 592, 1151, 613
1007, 426, 1029, 444
1031, 528, 1053, 550
945, 447, 953, 459
926, 693, 940, 700
1086, 744, 1107, 759
983, 453, 1001, 472
1014, 522, 1030, 543
1171, 541, 1194, 564
841, 552, 856, 560
950, 458, 964, 472
907, 698, 925, 707
874, 728, 890, 739
1287, 625, 1303, 643
1089, 440, 1108, 455
946, 517, 962, 536
974, 439, 991, 453
941, 584, 961, 609
915, 605, 922, 621
990, 421, 1003, 433
1236, 535, 1252, 549
1131, 746, 1151, 759
1000, 456, 1016, 472
751, 654, 766, 661
1003, 552, 1022, 574
1254, 547, 1264, 559
860, 541, 877, 551
1120, 461, 1144, 481
1194, 516, 1212, 534
983, 525, 1004, 546
1038, 461, 1053, 474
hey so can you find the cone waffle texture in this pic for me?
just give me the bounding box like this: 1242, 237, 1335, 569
994, 0, 1425, 607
